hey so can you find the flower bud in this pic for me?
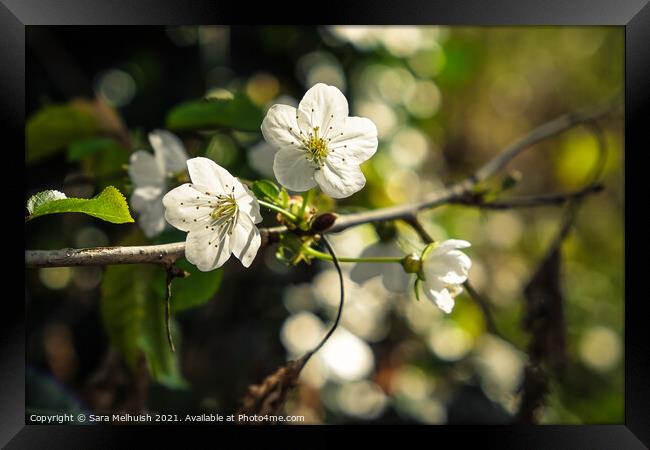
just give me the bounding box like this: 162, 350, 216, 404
401, 253, 422, 274
312, 213, 338, 232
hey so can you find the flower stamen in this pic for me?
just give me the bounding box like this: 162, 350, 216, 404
210, 194, 239, 236
305, 126, 329, 167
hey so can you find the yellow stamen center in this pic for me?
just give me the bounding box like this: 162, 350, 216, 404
210, 194, 239, 236
305, 127, 328, 166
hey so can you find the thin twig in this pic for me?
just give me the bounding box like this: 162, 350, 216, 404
163, 264, 188, 353
451, 184, 604, 210
328, 100, 617, 232
463, 280, 500, 336
164, 270, 175, 353
402, 214, 434, 243
235, 236, 346, 418
303, 236, 345, 361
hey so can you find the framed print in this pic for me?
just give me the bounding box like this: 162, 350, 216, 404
5, 0, 649, 447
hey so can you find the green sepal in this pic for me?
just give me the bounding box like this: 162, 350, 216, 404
414, 278, 422, 302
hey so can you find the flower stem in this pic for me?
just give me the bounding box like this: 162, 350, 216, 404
258, 200, 298, 221
303, 245, 404, 264
298, 189, 313, 221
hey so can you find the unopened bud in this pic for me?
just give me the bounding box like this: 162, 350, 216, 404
312, 213, 338, 232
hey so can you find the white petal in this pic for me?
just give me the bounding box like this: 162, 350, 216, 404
187, 157, 237, 194
424, 286, 456, 314
131, 188, 166, 238
431, 239, 472, 255
236, 184, 263, 224
261, 104, 307, 150
424, 250, 471, 285
422, 278, 457, 313
162, 183, 213, 232
149, 130, 189, 175
298, 83, 348, 135
185, 226, 232, 271
314, 157, 366, 198
128, 150, 165, 188
273, 148, 317, 192
329, 116, 378, 164
230, 213, 261, 268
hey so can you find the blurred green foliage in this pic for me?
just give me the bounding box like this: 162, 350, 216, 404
26, 102, 100, 163
101, 262, 187, 389
152, 259, 223, 314
166, 95, 264, 132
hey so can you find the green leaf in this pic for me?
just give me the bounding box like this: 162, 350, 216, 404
26, 190, 67, 215
153, 259, 223, 313
101, 262, 187, 389
27, 103, 100, 163
251, 179, 281, 203
279, 188, 290, 209
101, 264, 148, 371
140, 280, 188, 389
166, 94, 264, 132
67, 137, 121, 161
68, 137, 129, 180
26, 186, 134, 224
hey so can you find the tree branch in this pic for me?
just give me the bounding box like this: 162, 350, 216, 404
25, 102, 616, 269
328, 101, 616, 232
451, 184, 604, 210
463, 279, 500, 336
25, 242, 186, 268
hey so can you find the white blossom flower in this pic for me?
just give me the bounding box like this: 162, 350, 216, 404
418, 240, 472, 314
162, 157, 262, 271
128, 130, 189, 238
261, 83, 378, 198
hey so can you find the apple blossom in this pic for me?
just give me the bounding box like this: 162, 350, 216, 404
417, 239, 472, 313
162, 157, 262, 271
261, 83, 378, 198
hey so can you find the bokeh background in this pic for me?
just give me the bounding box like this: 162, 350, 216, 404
25, 26, 624, 424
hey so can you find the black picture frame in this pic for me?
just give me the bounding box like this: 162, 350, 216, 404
7, 0, 649, 447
